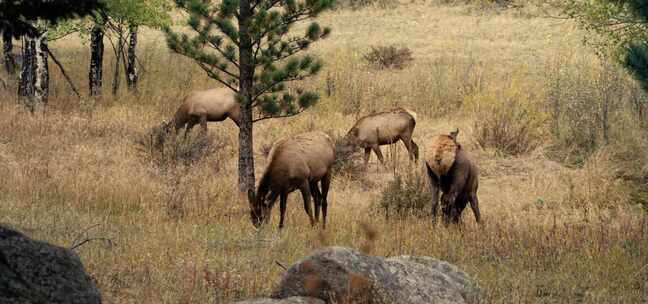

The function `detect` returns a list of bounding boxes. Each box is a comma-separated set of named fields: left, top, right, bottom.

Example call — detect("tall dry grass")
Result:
left=1, top=3, right=647, bottom=303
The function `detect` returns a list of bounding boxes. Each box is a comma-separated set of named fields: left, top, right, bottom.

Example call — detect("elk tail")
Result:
left=402, top=108, right=417, bottom=122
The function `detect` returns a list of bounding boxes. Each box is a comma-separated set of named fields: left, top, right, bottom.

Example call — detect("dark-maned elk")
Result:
left=248, top=131, right=336, bottom=229
left=162, top=88, right=241, bottom=136
left=345, top=108, right=419, bottom=169
left=424, top=129, right=481, bottom=225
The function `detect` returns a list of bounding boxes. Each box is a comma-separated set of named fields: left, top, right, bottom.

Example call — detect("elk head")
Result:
left=247, top=189, right=272, bottom=228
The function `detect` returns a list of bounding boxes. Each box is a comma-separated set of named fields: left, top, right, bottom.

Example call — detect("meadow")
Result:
left=1, top=2, right=648, bottom=303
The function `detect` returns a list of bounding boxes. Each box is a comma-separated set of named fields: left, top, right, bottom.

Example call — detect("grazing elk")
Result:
left=162, top=88, right=241, bottom=136
left=248, top=131, right=336, bottom=229
left=345, top=108, right=419, bottom=169
left=424, top=129, right=481, bottom=225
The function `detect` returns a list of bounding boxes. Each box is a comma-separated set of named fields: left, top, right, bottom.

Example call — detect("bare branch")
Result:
left=46, top=48, right=81, bottom=98
left=70, top=237, right=114, bottom=251
left=69, top=224, right=114, bottom=251
left=274, top=260, right=288, bottom=271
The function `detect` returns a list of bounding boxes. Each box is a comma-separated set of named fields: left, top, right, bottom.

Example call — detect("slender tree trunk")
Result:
left=550, top=89, right=560, bottom=138
left=2, top=28, right=16, bottom=75
left=111, top=25, right=124, bottom=96
left=89, top=24, right=104, bottom=96
left=18, top=34, right=36, bottom=109
left=238, top=0, right=256, bottom=193
left=602, top=98, right=609, bottom=145
left=126, top=25, right=138, bottom=91
left=34, top=31, right=49, bottom=105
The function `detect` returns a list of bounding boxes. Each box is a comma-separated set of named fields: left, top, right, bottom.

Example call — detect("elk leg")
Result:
left=426, top=165, right=440, bottom=224
left=266, top=190, right=280, bottom=210
left=411, top=139, right=419, bottom=162
left=400, top=136, right=415, bottom=162
left=199, top=114, right=208, bottom=135
left=363, top=147, right=371, bottom=170
left=184, top=121, right=197, bottom=140
left=371, top=145, right=385, bottom=165
left=321, top=172, right=332, bottom=229
left=454, top=197, right=468, bottom=225
left=468, top=193, right=481, bottom=224
left=441, top=193, right=453, bottom=226
left=309, top=181, right=322, bottom=223
left=279, top=193, right=287, bottom=229
left=299, top=182, right=315, bottom=227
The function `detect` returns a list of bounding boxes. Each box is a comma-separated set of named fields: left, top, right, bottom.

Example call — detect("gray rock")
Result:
left=273, top=247, right=480, bottom=304
left=0, top=225, right=102, bottom=304
left=233, top=296, right=325, bottom=304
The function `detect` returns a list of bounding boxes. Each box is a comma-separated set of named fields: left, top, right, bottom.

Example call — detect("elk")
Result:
left=248, top=131, right=336, bottom=229
left=424, top=129, right=481, bottom=225
left=162, top=88, right=241, bottom=136
left=345, top=108, right=419, bottom=169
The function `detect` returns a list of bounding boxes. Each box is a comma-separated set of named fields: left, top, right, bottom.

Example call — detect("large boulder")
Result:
left=233, top=296, right=325, bottom=304
left=0, top=225, right=102, bottom=304
left=272, top=247, right=480, bottom=304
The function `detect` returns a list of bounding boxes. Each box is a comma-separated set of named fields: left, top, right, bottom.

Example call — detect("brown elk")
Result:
left=424, top=129, right=481, bottom=225
left=345, top=108, right=419, bottom=168
left=248, top=131, right=336, bottom=229
left=162, top=88, right=241, bottom=136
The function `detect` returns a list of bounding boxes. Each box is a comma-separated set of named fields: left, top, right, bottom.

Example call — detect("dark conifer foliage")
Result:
left=625, top=2, right=648, bottom=92
left=0, top=0, right=102, bottom=36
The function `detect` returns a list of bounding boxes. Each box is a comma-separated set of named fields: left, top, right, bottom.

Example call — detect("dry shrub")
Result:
left=377, top=169, right=432, bottom=219
left=335, top=0, right=398, bottom=9
left=332, top=134, right=364, bottom=177
left=561, top=149, right=630, bottom=210
left=259, top=142, right=273, bottom=158
left=432, top=0, right=519, bottom=8
left=363, top=45, right=413, bottom=70
left=136, top=126, right=224, bottom=173
left=472, top=92, right=547, bottom=155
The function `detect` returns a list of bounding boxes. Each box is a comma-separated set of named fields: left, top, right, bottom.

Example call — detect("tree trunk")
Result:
left=89, top=24, right=104, bottom=96
left=2, top=28, right=16, bottom=75
left=34, top=31, right=49, bottom=105
left=126, top=25, right=138, bottom=91
left=602, top=96, right=610, bottom=145
left=551, top=91, right=560, bottom=138
left=18, top=34, right=36, bottom=109
left=238, top=0, right=256, bottom=194
left=111, top=25, right=124, bottom=96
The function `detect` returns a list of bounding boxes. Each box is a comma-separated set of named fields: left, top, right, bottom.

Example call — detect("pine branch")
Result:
left=207, top=40, right=240, bottom=68
left=253, top=74, right=308, bottom=103
left=253, top=108, right=306, bottom=122
left=197, top=62, right=239, bottom=93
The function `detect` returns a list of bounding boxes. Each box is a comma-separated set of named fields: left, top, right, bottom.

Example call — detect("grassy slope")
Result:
left=1, top=3, right=647, bottom=303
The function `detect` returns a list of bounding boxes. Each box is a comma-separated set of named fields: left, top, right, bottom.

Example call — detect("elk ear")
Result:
left=449, top=128, right=459, bottom=141
left=247, top=189, right=256, bottom=204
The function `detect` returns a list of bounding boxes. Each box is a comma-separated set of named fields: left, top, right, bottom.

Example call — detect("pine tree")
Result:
left=624, top=2, right=648, bottom=93
left=165, top=0, right=334, bottom=193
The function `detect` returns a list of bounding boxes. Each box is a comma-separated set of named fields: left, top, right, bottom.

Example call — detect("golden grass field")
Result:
left=1, top=2, right=648, bottom=303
